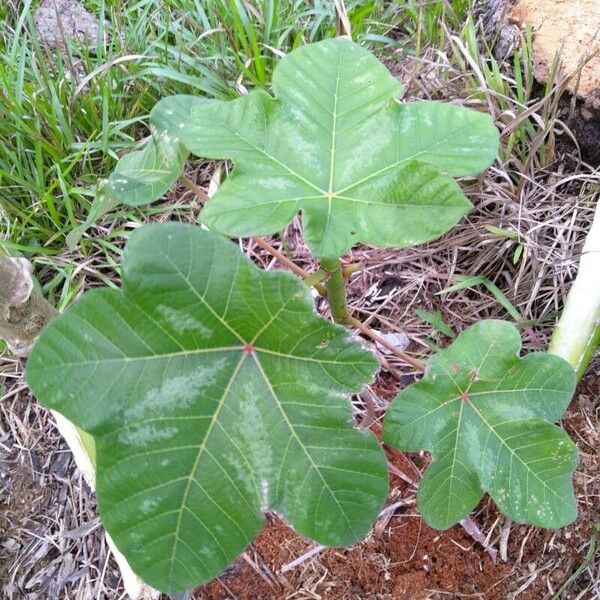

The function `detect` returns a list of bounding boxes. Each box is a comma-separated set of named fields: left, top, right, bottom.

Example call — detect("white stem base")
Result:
left=51, top=411, right=161, bottom=600
left=549, top=203, right=600, bottom=376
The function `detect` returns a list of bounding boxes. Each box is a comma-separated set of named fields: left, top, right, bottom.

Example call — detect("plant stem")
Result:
left=321, top=257, right=351, bottom=323
left=321, top=257, right=426, bottom=372
left=549, top=204, right=600, bottom=380
left=342, top=263, right=362, bottom=278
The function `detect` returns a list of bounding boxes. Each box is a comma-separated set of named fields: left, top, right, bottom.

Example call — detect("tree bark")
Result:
left=0, top=257, right=57, bottom=355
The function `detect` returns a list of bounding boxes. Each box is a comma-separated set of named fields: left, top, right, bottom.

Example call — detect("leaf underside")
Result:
left=26, top=223, right=387, bottom=593
left=66, top=127, right=189, bottom=249
left=383, top=320, right=578, bottom=530
left=110, top=38, right=499, bottom=258
left=103, top=133, right=188, bottom=206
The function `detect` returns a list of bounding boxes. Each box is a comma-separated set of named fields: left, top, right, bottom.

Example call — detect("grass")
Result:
left=0, top=0, right=404, bottom=261
left=397, top=0, right=472, bottom=53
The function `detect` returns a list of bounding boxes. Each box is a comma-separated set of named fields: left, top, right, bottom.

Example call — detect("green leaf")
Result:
left=149, top=38, right=499, bottom=258
left=438, top=274, right=522, bottom=322
left=415, top=308, right=455, bottom=338
left=66, top=190, right=120, bottom=250
left=383, top=320, right=577, bottom=530
left=484, top=225, right=520, bottom=241
left=66, top=134, right=188, bottom=249
left=103, top=133, right=188, bottom=207
left=26, top=223, right=387, bottom=593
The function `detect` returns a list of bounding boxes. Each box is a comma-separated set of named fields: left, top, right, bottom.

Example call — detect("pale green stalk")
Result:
left=321, top=257, right=351, bottom=324
left=320, top=257, right=426, bottom=371
left=549, top=203, right=600, bottom=379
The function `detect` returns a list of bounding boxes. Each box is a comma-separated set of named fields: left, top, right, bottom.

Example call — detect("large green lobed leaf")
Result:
left=383, top=320, right=578, bottom=530
left=113, top=38, right=499, bottom=258
left=26, top=223, right=387, bottom=592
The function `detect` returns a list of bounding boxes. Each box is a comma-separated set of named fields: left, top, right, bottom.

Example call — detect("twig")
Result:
left=499, top=518, right=512, bottom=562
left=180, top=175, right=208, bottom=200
left=387, top=460, right=416, bottom=486
left=459, top=517, right=498, bottom=563
left=241, top=553, right=278, bottom=590
left=347, top=316, right=426, bottom=372
left=280, top=544, right=326, bottom=573
left=250, top=237, right=327, bottom=296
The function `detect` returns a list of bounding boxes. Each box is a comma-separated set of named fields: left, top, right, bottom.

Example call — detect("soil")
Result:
left=570, top=113, right=600, bottom=167
left=193, top=375, right=600, bottom=600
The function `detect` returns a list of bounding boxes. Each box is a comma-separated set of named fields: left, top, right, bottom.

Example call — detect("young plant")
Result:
left=24, top=37, right=579, bottom=594
left=383, top=320, right=577, bottom=529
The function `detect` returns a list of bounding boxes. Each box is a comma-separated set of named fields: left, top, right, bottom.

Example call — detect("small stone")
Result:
left=374, top=331, right=410, bottom=353
left=34, top=0, right=100, bottom=51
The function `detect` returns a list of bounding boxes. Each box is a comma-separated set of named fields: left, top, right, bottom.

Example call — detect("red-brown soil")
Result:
left=195, top=374, right=600, bottom=599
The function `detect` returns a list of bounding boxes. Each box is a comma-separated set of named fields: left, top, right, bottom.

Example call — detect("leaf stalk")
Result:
left=347, top=316, right=426, bottom=372
left=321, top=257, right=425, bottom=372
left=180, top=176, right=424, bottom=371
left=251, top=237, right=328, bottom=296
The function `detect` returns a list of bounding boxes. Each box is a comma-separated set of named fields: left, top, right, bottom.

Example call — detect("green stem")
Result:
left=321, top=257, right=425, bottom=371
left=549, top=204, right=600, bottom=380
left=321, top=257, right=351, bottom=324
